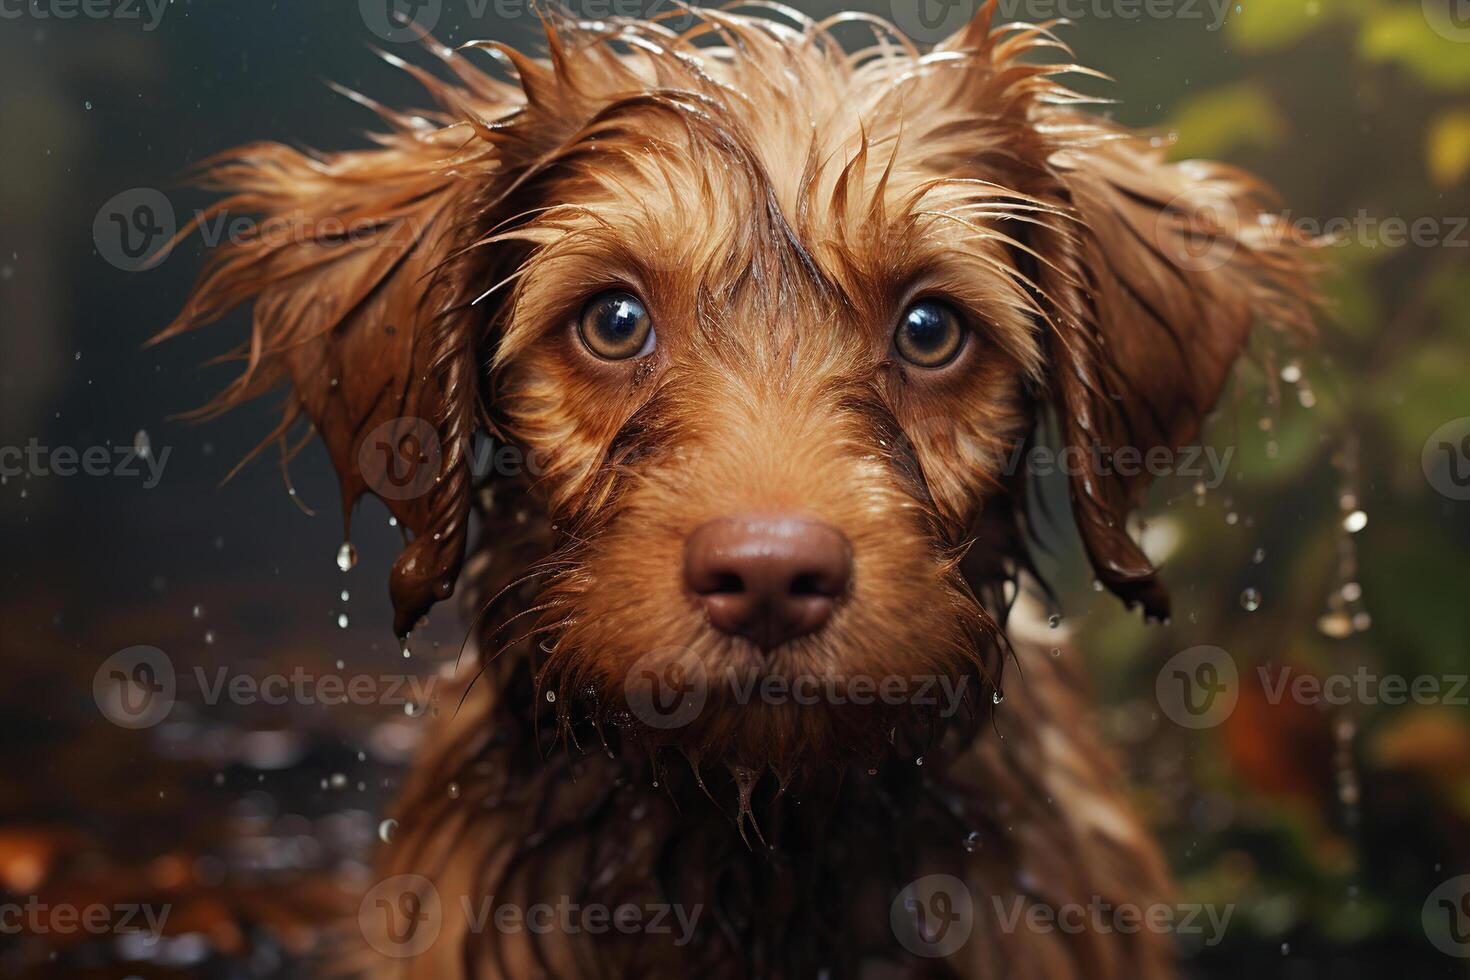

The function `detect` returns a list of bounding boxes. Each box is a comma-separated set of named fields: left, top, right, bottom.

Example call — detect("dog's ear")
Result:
left=1037, top=140, right=1316, bottom=619
left=153, top=41, right=558, bottom=636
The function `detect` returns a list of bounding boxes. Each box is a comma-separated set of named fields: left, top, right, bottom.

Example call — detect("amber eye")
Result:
left=894, top=300, right=966, bottom=368
left=578, top=291, right=655, bottom=361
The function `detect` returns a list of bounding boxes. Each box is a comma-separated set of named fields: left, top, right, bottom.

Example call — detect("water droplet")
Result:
left=84, top=100, right=92, bottom=110
left=340, top=589, right=350, bottom=602
left=336, top=541, right=358, bottom=572
left=133, top=429, right=151, bottom=459
left=446, top=782, right=461, bottom=800
left=992, top=690, right=1005, bottom=705
left=337, top=613, right=348, bottom=629
left=1343, top=510, right=1367, bottom=534
left=192, top=604, right=203, bottom=619
left=1280, top=362, right=1302, bottom=384
left=1240, top=588, right=1261, bottom=612
left=1049, top=647, right=1060, bottom=658
left=329, top=773, right=347, bottom=790
left=1047, top=614, right=1062, bottom=629
left=1341, top=582, right=1362, bottom=602
left=204, top=630, right=216, bottom=644
left=404, top=701, right=420, bottom=717
left=378, top=818, right=398, bottom=843
left=1252, top=548, right=1266, bottom=564
left=401, top=645, right=411, bottom=659
left=1280, top=943, right=1290, bottom=956
left=388, top=516, right=398, bottom=528
left=914, top=756, right=924, bottom=766
left=545, top=690, right=557, bottom=703
left=335, top=659, right=345, bottom=670
left=1225, top=512, right=1239, bottom=526
left=963, top=831, right=981, bottom=853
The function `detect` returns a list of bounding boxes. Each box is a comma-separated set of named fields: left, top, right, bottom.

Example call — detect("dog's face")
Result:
left=164, top=7, right=1314, bottom=776
left=490, top=94, right=1054, bottom=766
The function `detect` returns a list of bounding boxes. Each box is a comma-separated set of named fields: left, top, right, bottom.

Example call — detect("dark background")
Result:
left=2, top=0, right=1468, bottom=976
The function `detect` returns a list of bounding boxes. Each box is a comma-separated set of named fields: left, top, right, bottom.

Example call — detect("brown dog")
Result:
left=162, top=4, right=1314, bottom=977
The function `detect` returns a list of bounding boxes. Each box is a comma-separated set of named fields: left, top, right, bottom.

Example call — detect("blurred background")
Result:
left=1, top=0, right=1467, bottom=976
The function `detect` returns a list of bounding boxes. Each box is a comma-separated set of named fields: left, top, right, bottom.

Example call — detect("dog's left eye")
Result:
left=894, top=300, right=966, bottom=368
left=578, top=290, right=655, bottom=361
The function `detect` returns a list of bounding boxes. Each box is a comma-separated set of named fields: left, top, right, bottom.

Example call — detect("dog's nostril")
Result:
left=684, top=516, right=853, bottom=652
left=706, top=572, right=745, bottom=595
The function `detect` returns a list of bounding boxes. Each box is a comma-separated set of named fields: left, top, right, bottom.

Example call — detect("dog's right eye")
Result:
left=578, top=291, right=655, bottom=361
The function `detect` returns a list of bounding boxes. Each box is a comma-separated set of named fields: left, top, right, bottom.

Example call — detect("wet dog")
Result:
left=163, top=5, right=1313, bottom=976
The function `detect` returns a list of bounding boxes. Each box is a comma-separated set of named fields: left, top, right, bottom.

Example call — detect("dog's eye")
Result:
left=578, top=291, right=655, bottom=361
left=894, top=300, right=966, bottom=368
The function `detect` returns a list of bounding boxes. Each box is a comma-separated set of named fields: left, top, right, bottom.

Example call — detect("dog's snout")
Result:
left=684, top=516, right=852, bottom=652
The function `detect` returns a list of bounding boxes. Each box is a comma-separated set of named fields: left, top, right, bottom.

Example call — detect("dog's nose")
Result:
left=684, top=516, right=852, bottom=652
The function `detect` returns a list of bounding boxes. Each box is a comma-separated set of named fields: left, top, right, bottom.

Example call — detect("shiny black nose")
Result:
left=683, top=516, right=852, bottom=652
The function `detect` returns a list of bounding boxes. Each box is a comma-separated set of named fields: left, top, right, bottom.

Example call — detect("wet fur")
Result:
left=161, top=5, right=1315, bottom=978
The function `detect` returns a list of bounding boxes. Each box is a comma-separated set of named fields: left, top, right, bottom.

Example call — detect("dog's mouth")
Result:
left=521, top=519, right=1003, bottom=779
